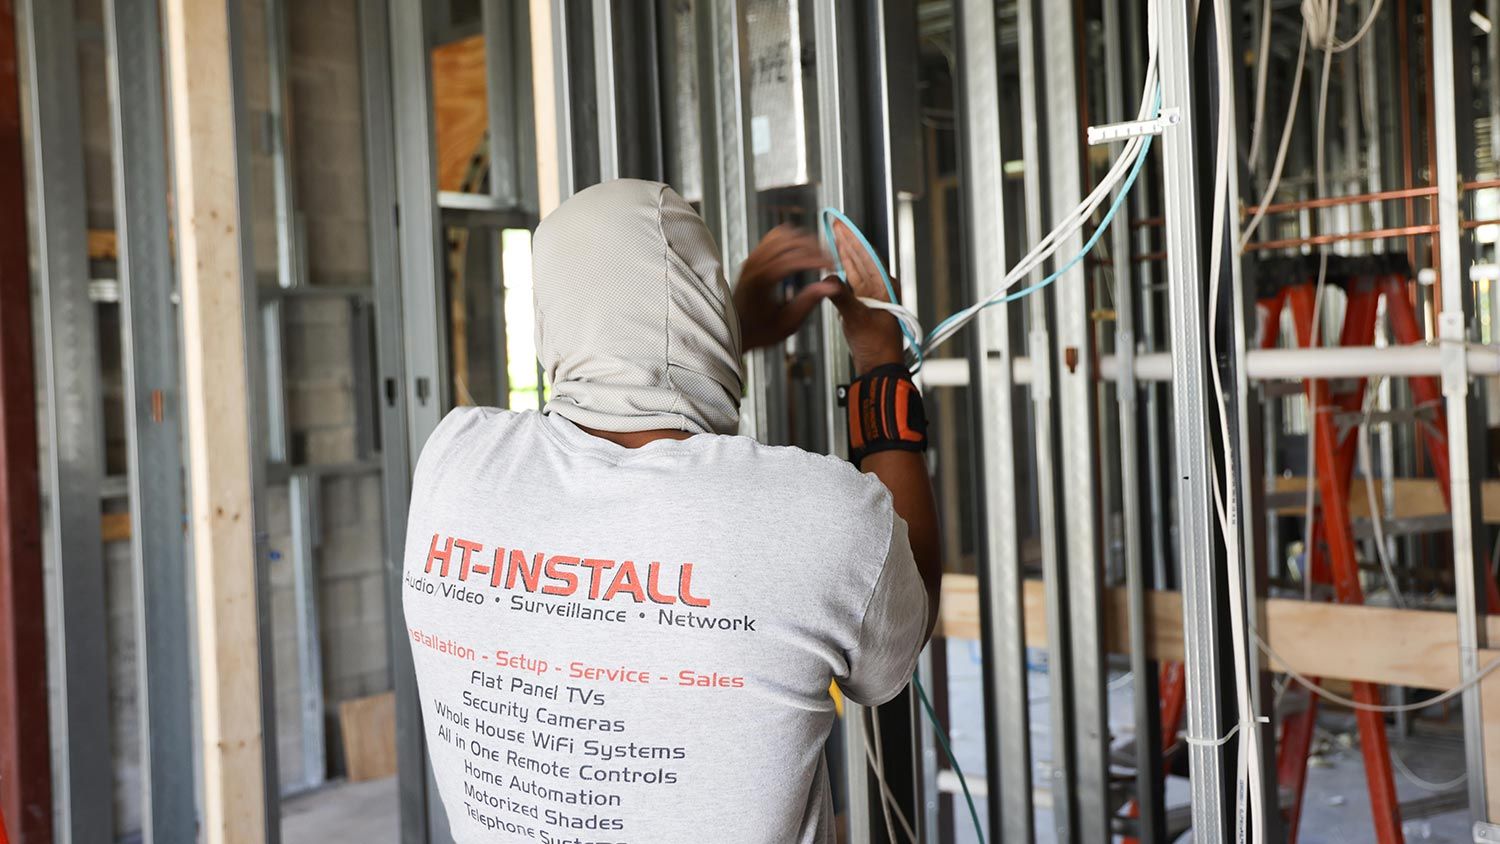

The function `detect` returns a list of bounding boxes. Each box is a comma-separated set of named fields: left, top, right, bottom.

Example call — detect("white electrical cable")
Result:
left=1240, top=27, right=1310, bottom=249
left=868, top=708, right=907, bottom=844
left=1302, top=0, right=1384, bottom=53
left=1205, top=2, right=1267, bottom=839
left=1356, top=376, right=1407, bottom=608
left=917, top=58, right=1161, bottom=354
left=862, top=719, right=919, bottom=843
left=1391, top=747, right=1468, bottom=792
left=1246, top=0, right=1275, bottom=172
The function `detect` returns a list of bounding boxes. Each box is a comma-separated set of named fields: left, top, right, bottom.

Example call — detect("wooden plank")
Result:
left=339, top=692, right=397, bottom=782
left=1482, top=649, right=1500, bottom=820
left=100, top=512, right=131, bottom=543
left=1271, top=475, right=1500, bottom=524
left=938, top=573, right=1500, bottom=691
left=431, top=35, right=488, bottom=193
left=87, top=229, right=117, bottom=261
left=162, top=1, right=266, bottom=841
left=0, top=0, right=52, bottom=838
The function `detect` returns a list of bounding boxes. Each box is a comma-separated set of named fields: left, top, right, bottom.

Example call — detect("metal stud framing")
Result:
left=693, top=0, right=767, bottom=441
left=103, top=0, right=197, bottom=835
left=1014, top=0, right=1075, bottom=836
left=1159, top=0, right=1231, bottom=839
left=810, top=0, right=873, bottom=835
left=1430, top=0, right=1490, bottom=823
left=17, top=0, right=114, bottom=839
left=955, top=0, right=1032, bottom=839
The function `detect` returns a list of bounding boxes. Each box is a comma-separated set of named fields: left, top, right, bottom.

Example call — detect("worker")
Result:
left=402, top=178, right=939, bottom=842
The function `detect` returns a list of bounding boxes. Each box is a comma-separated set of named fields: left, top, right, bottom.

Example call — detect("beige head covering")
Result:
left=532, top=179, right=744, bottom=435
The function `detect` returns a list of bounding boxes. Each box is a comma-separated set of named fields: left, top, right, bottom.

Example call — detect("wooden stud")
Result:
left=162, top=0, right=266, bottom=840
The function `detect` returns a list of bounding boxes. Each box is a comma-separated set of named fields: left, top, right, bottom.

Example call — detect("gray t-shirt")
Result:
left=402, top=407, right=928, bottom=843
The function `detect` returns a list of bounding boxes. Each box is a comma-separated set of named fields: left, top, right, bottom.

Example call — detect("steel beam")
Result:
left=0, top=1, right=51, bottom=839
left=103, top=0, right=196, bottom=835
left=955, top=0, right=1032, bottom=839
left=1158, top=0, right=1230, bottom=838
left=16, top=0, right=113, bottom=839
left=1430, top=0, right=1491, bottom=823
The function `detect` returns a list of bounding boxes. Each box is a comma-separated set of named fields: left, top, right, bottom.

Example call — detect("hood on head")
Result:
left=531, top=178, right=743, bottom=435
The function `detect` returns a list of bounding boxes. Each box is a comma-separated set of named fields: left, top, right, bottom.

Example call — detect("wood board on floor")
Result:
left=339, top=691, right=396, bottom=782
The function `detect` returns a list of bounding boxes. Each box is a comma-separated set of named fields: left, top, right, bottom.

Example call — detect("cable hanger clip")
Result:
left=1086, top=107, right=1181, bottom=146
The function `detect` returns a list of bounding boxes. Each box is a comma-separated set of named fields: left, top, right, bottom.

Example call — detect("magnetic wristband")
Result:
left=837, top=363, right=929, bottom=469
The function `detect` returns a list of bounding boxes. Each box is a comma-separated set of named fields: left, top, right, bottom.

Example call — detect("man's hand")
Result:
left=734, top=225, right=840, bottom=351
left=826, top=220, right=907, bottom=375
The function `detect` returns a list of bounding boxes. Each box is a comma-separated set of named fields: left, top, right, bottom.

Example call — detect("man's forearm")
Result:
left=861, top=449, right=941, bottom=635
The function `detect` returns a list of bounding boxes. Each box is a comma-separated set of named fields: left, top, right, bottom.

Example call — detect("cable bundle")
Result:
left=819, top=61, right=1161, bottom=370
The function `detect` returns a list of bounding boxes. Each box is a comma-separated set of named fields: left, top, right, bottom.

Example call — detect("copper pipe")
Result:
left=1133, top=251, right=1168, bottom=264
left=1131, top=216, right=1164, bottom=229
left=1242, top=224, right=1440, bottom=253
left=1465, top=178, right=1500, bottom=192
left=1243, top=186, right=1439, bottom=217
left=1462, top=218, right=1500, bottom=230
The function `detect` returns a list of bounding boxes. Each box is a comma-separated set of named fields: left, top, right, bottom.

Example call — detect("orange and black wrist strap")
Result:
left=837, top=363, right=929, bottom=469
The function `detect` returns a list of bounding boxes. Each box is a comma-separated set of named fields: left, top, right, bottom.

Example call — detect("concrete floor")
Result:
left=944, top=640, right=1471, bottom=843
left=283, top=776, right=399, bottom=843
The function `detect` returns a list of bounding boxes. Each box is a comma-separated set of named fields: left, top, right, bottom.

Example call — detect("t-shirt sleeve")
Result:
left=839, top=510, right=930, bottom=706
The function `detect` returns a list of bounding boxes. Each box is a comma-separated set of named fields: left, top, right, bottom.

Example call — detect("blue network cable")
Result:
left=923, top=128, right=1156, bottom=347
left=913, top=671, right=986, bottom=843
left=820, top=206, right=925, bottom=369
left=823, top=91, right=1160, bottom=366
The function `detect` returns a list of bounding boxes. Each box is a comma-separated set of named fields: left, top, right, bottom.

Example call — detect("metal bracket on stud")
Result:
left=1439, top=311, right=1469, bottom=398
left=1086, top=108, right=1181, bottom=146
left=1473, top=820, right=1500, bottom=842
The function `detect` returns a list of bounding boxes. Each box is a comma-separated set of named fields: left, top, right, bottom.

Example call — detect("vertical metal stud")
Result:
left=956, top=0, right=1032, bottom=839
left=1035, top=2, right=1110, bottom=837
left=1014, top=0, right=1075, bottom=836
left=103, top=0, right=197, bottom=835
left=384, top=0, right=454, bottom=838
left=289, top=475, right=326, bottom=790
left=357, top=0, right=430, bottom=839
left=1431, top=0, right=1491, bottom=823
left=810, top=0, right=869, bottom=834
left=695, top=0, right=766, bottom=441
left=16, top=0, right=114, bottom=839
left=592, top=0, right=619, bottom=183
left=1159, top=0, right=1230, bottom=838
left=1103, top=0, right=1166, bottom=836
